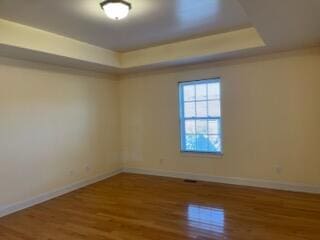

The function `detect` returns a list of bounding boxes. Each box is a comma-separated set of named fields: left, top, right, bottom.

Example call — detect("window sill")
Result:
left=180, top=151, right=223, bottom=159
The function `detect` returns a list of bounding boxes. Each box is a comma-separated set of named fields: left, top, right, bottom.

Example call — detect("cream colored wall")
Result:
left=1, top=46, right=319, bottom=210
left=120, top=47, right=320, bottom=186
left=0, top=57, right=120, bottom=207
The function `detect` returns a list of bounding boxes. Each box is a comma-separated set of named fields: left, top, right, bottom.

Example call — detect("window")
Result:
left=179, top=79, right=222, bottom=154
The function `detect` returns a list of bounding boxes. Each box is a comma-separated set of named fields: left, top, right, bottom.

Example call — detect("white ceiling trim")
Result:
left=121, top=28, right=265, bottom=68
left=0, top=18, right=265, bottom=72
left=0, top=19, right=120, bottom=67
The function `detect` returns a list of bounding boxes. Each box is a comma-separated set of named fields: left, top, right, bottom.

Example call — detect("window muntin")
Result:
left=179, top=79, right=222, bottom=154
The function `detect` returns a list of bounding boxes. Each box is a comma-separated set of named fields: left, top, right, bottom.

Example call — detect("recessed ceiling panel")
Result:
left=238, top=0, right=320, bottom=49
left=0, top=0, right=250, bottom=51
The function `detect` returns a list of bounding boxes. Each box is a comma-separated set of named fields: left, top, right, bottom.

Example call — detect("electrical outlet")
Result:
left=274, top=165, right=282, bottom=175
left=69, top=170, right=74, bottom=176
left=85, top=165, right=91, bottom=172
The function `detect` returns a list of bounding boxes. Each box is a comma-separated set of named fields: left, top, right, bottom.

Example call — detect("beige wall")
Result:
left=1, top=47, right=320, bottom=210
left=0, top=57, right=120, bottom=207
left=120, top=47, right=320, bottom=186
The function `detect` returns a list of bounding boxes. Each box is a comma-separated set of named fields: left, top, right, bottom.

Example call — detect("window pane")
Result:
left=196, top=84, right=207, bottom=101
left=196, top=120, right=207, bottom=134
left=185, top=120, right=196, bottom=134
left=184, top=102, right=195, bottom=118
left=196, top=134, right=209, bottom=152
left=208, top=120, right=220, bottom=134
left=196, top=101, right=207, bottom=117
left=185, top=134, right=196, bottom=151
left=208, top=100, right=221, bottom=117
left=208, top=135, right=222, bottom=152
left=208, top=82, right=220, bottom=99
left=183, top=85, right=195, bottom=101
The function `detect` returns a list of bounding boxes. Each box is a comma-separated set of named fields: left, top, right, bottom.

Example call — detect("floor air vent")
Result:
left=184, top=179, right=198, bottom=183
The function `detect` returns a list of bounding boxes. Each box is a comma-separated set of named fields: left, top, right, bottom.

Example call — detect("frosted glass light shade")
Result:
left=101, top=0, right=131, bottom=20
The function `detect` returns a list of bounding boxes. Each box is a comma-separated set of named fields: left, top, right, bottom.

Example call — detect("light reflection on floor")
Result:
left=187, top=204, right=225, bottom=234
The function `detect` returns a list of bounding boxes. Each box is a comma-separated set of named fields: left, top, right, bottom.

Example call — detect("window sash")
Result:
left=180, top=118, right=222, bottom=153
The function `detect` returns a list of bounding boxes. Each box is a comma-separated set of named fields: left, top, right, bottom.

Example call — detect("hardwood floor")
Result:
left=0, top=173, right=320, bottom=240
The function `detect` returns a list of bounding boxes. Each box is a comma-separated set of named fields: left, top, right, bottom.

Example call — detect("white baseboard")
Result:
left=123, top=167, right=320, bottom=194
left=0, top=169, right=122, bottom=218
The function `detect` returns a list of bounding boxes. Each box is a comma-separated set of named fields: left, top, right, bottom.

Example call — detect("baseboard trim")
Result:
left=123, top=167, right=320, bottom=194
left=0, top=169, right=122, bottom=218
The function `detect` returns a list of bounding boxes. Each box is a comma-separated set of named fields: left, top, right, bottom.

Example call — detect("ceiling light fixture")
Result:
left=100, top=0, right=132, bottom=20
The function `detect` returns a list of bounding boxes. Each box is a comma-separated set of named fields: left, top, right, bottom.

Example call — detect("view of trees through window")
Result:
left=179, top=79, right=222, bottom=154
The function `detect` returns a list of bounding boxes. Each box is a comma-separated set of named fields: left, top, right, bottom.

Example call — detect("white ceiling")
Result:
left=0, top=0, right=250, bottom=52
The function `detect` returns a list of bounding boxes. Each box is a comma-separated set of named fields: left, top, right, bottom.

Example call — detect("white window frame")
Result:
left=179, top=78, right=223, bottom=155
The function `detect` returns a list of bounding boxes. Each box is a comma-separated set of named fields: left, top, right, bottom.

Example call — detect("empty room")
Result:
left=0, top=0, right=320, bottom=239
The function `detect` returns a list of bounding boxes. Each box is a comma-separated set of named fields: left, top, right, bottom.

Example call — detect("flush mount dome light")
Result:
left=100, top=0, right=132, bottom=20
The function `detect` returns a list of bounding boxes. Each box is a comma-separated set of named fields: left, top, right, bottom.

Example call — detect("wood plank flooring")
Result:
left=0, top=173, right=320, bottom=240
